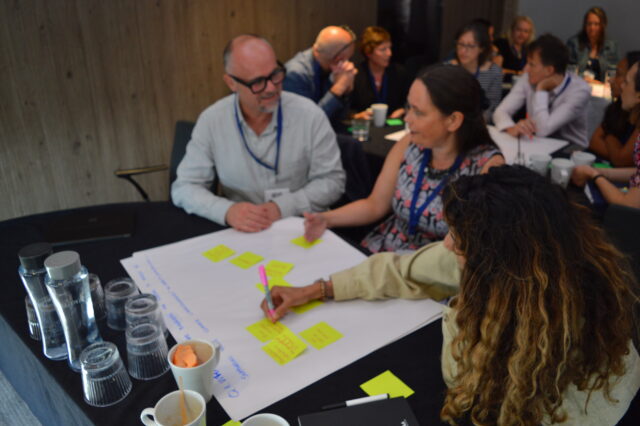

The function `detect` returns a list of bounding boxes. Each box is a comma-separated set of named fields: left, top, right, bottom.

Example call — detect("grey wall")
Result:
left=518, top=0, right=638, bottom=59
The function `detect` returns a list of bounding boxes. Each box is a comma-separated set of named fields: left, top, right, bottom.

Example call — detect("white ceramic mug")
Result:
left=550, top=158, right=575, bottom=188
left=528, top=153, right=552, bottom=176
left=371, top=103, right=388, bottom=127
left=241, top=413, right=289, bottom=426
left=140, top=390, right=206, bottom=426
left=168, top=339, right=220, bottom=402
left=570, top=151, right=596, bottom=166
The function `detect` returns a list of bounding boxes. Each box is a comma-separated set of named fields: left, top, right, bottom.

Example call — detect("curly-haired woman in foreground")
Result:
left=263, top=165, right=640, bottom=425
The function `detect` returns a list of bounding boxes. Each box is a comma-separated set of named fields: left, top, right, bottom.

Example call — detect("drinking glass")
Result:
left=89, top=274, right=106, bottom=324
left=105, top=278, right=139, bottom=330
left=125, top=294, right=168, bottom=338
left=351, top=118, right=370, bottom=142
left=126, top=323, right=170, bottom=380
left=80, top=341, right=132, bottom=407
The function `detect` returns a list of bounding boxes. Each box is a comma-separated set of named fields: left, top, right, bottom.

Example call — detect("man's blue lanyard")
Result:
left=549, top=75, right=571, bottom=109
left=234, top=96, right=283, bottom=175
left=367, top=66, right=388, bottom=103
left=408, top=149, right=463, bottom=235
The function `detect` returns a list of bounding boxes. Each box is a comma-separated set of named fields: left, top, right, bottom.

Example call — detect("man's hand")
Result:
left=571, top=165, right=599, bottom=187
left=225, top=202, right=273, bottom=232
left=505, top=118, right=536, bottom=139
left=259, top=201, right=282, bottom=222
left=303, top=212, right=328, bottom=242
left=330, top=60, right=357, bottom=96
left=536, top=73, right=564, bottom=92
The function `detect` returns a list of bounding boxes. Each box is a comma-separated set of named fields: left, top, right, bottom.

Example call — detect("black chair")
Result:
left=115, top=121, right=195, bottom=201
left=334, top=134, right=376, bottom=205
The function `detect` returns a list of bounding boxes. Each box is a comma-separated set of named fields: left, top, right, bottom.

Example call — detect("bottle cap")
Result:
left=45, top=251, right=82, bottom=280
left=18, top=242, right=53, bottom=270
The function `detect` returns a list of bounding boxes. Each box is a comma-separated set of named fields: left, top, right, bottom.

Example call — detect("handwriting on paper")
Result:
left=265, top=260, right=294, bottom=277
left=262, top=328, right=307, bottom=365
left=299, top=322, right=343, bottom=350
left=202, top=244, right=236, bottom=262
left=229, top=252, right=263, bottom=269
left=246, top=318, right=289, bottom=343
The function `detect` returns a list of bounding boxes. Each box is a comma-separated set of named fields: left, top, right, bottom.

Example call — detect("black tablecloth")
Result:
left=2, top=202, right=638, bottom=425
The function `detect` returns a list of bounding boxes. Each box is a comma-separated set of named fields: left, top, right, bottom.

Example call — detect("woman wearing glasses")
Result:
left=351, top=26, right=409, bottom=120
left=303, top=65, right=504, bottom=253
left=264, top=165, right=640, bottom=425
left=447, top=20, right=503, bottom=120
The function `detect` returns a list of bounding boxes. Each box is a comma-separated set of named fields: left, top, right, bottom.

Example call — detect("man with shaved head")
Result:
left=284, top=26, right=358, bottom=121
left=172, top=35, right=345, bottom=232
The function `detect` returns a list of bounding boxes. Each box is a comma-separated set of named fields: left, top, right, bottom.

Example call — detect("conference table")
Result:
left=3, top=202, right=639, bottom=425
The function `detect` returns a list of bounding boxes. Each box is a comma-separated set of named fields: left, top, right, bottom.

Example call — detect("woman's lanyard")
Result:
left=549, top=75, right=571, bottom=109
left=408, top=149, right=463, bottom=235
left=234, top=96, right=283, bottom=175
left=474, top=64, right=480, bottom=78
left=367, top=66, right=388, bottom=103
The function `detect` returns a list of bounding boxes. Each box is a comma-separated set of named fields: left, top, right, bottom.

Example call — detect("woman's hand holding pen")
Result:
left=260, top=280, right=330, bottom=322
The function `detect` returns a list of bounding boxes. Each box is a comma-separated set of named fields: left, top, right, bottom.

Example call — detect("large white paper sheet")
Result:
left=121, top=217, right=443, bottom=420
left=488, top=125, right=568, bottom=164
left=384, top=129, right=408, bottom=141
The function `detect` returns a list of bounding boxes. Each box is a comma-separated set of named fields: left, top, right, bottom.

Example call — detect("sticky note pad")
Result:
left=291, top=236, right=322, bottom=249
left=291, top=299, right=323, bottom=314
left=265, top=260, right=294, bottom=277
left=262, top=328, right=307, bottom=365
left=221, top=421, right=241, bottom=426
left=360, top=370, right=414, bottom=398
left=255, top=277, right=292, bottom=293
left=202, top=244, right=235, bottom=262
left=229, top=252, right=263, bottom=269
left=386, top=118, right=404, bottom=126
left=246, top=318, right=289, bottom=342
left=299, top=322, right=343, bottom=349
left=594, top=162, right=612, bottom=169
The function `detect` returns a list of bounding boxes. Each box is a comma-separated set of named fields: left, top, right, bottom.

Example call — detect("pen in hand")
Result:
left=259, top=265, right=276, bottom=320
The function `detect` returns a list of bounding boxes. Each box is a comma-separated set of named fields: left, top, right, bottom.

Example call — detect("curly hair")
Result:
left=440, top=165, right=638, bottom=425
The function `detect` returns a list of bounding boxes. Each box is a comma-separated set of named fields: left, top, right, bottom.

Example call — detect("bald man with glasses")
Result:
left=284, top=26, right=358, bottom=122
left=171, top=35, right=345, bottom=232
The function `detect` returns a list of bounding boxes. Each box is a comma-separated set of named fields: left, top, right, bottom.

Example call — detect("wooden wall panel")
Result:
left=0, top=0, right=376, bottom=221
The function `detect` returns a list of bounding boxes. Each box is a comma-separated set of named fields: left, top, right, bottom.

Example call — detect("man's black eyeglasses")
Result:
left=331, top=25, right=357, bottom=62
left=228, top=61, right=287, bottom=94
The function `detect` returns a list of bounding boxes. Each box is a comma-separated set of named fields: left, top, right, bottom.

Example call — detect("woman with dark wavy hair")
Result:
left=262, top=165, right=640, bottom=425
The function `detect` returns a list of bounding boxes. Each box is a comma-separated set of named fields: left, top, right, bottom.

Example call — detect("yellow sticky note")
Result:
left=262, top=328, right=307, bottom=365
left=299, top=322, right=343, bottom=349
left=291, top=299, right=323, bottom=314
left=265, top=260, right=294, bottom=277
left=229, top=252, right=263, bottom=269
left=255, top=277, right=292, bottom=293
left=221, top=421, right=241, bottom=426
left=291, top=236, right=322, bottom=249
left=360, top=370, right=414, bottom=398
left=202, top=244, right=235, bottom=262
left=246, top=318, right=289, bottom=343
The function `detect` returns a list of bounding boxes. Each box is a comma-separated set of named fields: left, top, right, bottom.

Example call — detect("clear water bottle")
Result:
left=45, top=251, right=101, bottom=372
left=18, top=243, right=67, bottom=360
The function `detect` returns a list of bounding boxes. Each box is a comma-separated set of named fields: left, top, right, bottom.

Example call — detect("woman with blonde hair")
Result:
left=494, top=16, right=535, bottom=76
left=263, top=165, right=640, bottom=425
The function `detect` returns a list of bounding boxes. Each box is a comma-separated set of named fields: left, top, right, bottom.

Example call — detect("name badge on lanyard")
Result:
left=264, top=188, right=290, bottom=202
left=234, top=94, right=283, bottom=175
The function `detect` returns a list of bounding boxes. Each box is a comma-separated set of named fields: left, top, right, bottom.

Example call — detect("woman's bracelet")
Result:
left=316, top=279, right=329, bottom=301
left=592, top=174, right=607, bottom=184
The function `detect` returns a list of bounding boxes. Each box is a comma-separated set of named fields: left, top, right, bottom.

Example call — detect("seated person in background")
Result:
left=263, top=165, right=640, bottom=425
left=446, top=20, right=503, bottom=120
left=493, top=34, right=591, bottom=147
left=171, top=35, right=345, bottom=232
left=283, top=26, right=357, bottom=123
left=303, top=65, right=504, bottom=253
left=493, top=16, right=535, bottom=77
left=567, top=6, right=619, bottom=82
left=588, top=51, right=640, bottom=166
left=351, top=26, right=409, bottom=120
left=572, top=61, right=640, bottom=208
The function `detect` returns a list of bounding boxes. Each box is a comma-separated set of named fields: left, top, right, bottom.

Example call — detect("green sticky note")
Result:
left=262, top=328, right=308, bottom=365
left=265, top=260, right=294, bottom=277
left=291, top=299, right=323, bottom=314
left=256, top=277, right=292, bottom=293
left=229, top=252, right=263, bottom=269
left=386, top=118, right=404, bottom=126
left=291, top=236, right=322, bottom=249
left=299, top=322, right=343, bottom=349
left=202, top=244, right=235, bottom=262
left=594, top=162, right=612, bottom=168
left=246, top=318, right=289, bottom=342
left=221, top=421, right=241, bottom=426
left=360, top=370, right=415, bottom=398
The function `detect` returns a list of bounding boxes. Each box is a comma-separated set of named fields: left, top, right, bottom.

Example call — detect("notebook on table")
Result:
left=297, top=397, right=419, bottom=426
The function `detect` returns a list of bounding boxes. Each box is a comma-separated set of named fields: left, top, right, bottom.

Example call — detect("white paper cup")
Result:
left=528, top=153, right=551, bottom=176
left=242, top=413, right=289, bottom=426
left=371, top=103, right=388, bottom=127
left=550, top=158, right=575, bottom=188
left=140, top=390, right=206, bottom=426
left=570, top=151, right=596, bottom=166
left=168, top=340, right=220, bottom=402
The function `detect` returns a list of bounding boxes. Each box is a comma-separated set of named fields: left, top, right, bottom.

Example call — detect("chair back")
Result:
left=170, top=121, right=196, bottom=187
